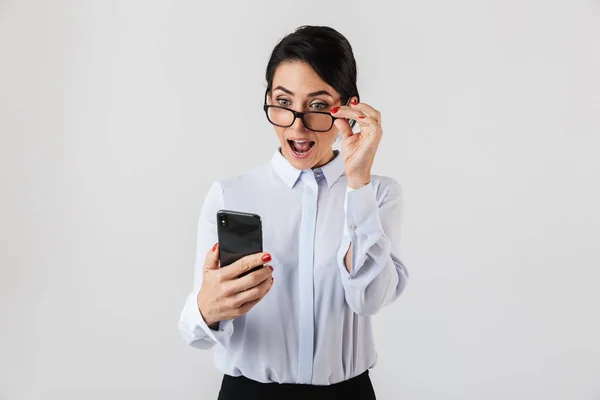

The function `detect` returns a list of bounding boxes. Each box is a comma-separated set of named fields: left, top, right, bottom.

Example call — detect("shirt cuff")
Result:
left=181, top=289, right=234, bottom=347
left=344, top=182, right=384, bottom=238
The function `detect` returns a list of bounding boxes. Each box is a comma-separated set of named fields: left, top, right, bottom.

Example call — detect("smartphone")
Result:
left=216, top=210, right=263, bottom=277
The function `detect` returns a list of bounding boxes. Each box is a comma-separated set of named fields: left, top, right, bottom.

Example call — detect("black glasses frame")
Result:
left=263, top=104, right=340, bottom=132
left=263, top=89, right=356, bottom=132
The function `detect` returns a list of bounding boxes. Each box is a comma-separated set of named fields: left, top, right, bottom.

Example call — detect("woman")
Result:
left=179, top=25, right=409, bottom=400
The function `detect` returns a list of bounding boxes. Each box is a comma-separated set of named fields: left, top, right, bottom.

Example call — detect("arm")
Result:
left=178, top=181, right=234, bottom=349
left=337, top=179, right=409, bottom=316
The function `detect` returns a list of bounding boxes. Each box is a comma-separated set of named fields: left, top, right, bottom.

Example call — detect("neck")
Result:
left=313, top=149, right=336, bottom=169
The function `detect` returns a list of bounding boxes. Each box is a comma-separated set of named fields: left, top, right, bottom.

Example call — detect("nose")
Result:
left=290, top=113, right=309, bottom=133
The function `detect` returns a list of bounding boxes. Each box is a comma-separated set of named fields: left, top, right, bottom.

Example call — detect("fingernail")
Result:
left=269, top=265, right=273, bottom=271
left=351, top=99, right=358, bottom=105
left=212, top=243, right=218, bottom=252
left=262, top=253, right=272, bottom=262
left=358, top=116, right=365, bottom=119
left=330, top=107, right=340, bottom=114
left=272, top=277, right=274, bottom=283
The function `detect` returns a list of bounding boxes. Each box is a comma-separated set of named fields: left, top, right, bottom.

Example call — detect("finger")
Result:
left=232, top=273, right=274, bottom=309
left=236, top=297, right=261, bottom=316
left=330, top=105, right=363, bottom=121
left=334, top=117, right=353, bottom=140
left=203, top=243, right=220, bottom=271
left=354, top=116, right=383, bottom=139
left=350, top=102, right=381, bottom=124
left=220, top=252, right=271, bottom=280
left=231, top=264, right=273, bottom=292
left=354, top=115, right=377, bottom=129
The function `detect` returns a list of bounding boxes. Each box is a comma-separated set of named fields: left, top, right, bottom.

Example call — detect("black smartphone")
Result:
left=216, top=210, right=263, bottom=277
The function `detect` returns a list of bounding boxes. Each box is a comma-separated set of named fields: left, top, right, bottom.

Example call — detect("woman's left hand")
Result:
left=332, top=101, right=383, bottom=189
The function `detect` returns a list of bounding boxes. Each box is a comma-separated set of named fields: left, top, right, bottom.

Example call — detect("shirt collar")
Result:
left=270, top=148, right=345, bottom=189
left=318, top=149, right=345, bottom=188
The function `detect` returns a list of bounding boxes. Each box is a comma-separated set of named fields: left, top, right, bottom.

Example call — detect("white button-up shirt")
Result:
left=178, top=148, right=409, bottom=385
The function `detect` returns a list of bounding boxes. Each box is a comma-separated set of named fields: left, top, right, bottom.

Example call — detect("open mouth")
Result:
left=287, top=139, right=316, bottom=158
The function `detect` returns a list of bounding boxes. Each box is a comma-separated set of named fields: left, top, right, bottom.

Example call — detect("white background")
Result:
left=1, top=1, right=599, bottom=399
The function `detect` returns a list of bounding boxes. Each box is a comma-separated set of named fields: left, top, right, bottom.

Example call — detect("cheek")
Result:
left=274, top=127, right=286, bottom=143
left=315, top=129, right=339, bottom=147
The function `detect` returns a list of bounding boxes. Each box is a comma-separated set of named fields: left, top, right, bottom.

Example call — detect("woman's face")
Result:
left=267, top=61, right=349, bottom=170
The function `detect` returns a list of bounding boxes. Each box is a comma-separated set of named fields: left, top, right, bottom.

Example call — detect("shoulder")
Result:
left=214, top=162, right=271, bottom=193
left=200, top=162, right=271, bottom=216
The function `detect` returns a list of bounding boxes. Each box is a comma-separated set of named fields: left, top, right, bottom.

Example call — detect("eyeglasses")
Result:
left=263, top=105, right=341, bottom=132
left=263, top=91, right=354, bottom=133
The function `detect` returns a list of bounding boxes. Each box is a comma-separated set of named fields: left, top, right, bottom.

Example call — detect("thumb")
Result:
left=335, top=118, right=353, bottom=141
left=203, top=243, right=220, bottom=271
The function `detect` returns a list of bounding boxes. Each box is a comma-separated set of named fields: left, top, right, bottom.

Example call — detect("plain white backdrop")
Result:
left=1, top=1, right=599, bottom=399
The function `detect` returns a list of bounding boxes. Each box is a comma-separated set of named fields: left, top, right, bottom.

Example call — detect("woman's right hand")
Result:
left=197, top=243, right=274, bottom=329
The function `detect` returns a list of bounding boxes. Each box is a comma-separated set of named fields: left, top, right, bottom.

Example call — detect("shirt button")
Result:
left=350, top=224, right=357, bottom=230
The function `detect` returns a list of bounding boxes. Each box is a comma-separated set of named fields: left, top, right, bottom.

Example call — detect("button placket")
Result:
left=297, top=170, right=318, bottom=384
left=313, top=168, right=323, bottom=182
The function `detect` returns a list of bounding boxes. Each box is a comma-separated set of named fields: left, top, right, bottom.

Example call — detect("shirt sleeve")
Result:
left=178, top=181, right=235, bottom=349
left=337, top=179, right=409, bottom=316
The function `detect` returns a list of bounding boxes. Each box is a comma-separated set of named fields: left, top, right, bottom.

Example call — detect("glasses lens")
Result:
left=267, top=107, right=294, bottom=127
left=304, top=112, right=334, bottom=132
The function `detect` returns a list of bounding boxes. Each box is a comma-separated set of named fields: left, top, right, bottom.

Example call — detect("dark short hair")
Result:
left=265, top=25, right=360, bottom=112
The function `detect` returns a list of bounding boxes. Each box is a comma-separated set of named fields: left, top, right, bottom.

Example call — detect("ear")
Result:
left=347, top=95, right=359, bottom=105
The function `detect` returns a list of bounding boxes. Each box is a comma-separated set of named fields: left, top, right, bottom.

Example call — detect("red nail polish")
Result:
left=269, top=265, right=273, bottom=271
left=358, top=115, right=365, bottom=119
left=272, top=277, right=274, bottom=283
left=351, top=99, right=358, bottom=105
left=212, top=243, right=218, bottom=252
left=262, top=253, right=272, bottom=262
left=330, top=107, right=340, bottom=113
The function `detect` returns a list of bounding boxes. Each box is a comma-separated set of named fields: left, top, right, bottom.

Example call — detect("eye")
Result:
left=277, top=98, right=291, bottom=107
left=310, top=102, right=328, bottom=110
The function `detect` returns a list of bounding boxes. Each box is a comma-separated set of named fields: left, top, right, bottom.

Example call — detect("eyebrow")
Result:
left=273, top=86, right=333, bottom=98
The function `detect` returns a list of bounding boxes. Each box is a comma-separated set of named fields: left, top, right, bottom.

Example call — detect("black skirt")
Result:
left=217, top=369, right=376, bottom=400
